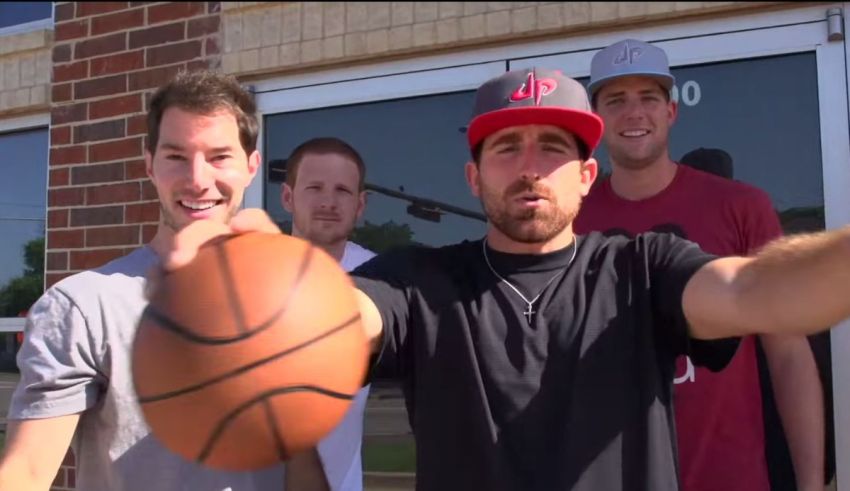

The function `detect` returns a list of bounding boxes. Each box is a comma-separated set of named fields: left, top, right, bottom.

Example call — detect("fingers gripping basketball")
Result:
left=132, top=232, right=369, bottom=470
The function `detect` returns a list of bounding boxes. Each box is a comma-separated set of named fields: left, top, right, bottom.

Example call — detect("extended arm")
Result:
left=683, top=226, right=850, bottom=340
left=0, top=415, right=80, bottom=491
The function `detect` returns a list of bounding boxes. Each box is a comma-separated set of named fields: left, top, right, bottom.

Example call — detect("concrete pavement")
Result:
left=362, top=381, right=416, bottom=491
left=363, top=380, right=411, bottom=437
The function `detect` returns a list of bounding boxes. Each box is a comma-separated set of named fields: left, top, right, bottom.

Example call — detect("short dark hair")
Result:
left=147, top=70, right=259, bottom=155
left=471, top=136, right=590, bottom=165
left=590, top=80, right=671, bottom=110
left=285, top=137, right=366, bottom=191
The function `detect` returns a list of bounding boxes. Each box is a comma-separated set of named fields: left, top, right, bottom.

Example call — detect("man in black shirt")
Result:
left=158, top=68, right=850, bottom=491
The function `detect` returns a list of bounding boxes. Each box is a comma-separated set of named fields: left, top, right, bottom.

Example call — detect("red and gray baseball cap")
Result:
left=588, top=38, right=675, bottom=96
left=465, top=67, right=604, bottom=154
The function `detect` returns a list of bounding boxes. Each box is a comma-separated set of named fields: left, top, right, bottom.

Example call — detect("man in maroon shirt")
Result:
left=574, top=39, right=825, bottom=491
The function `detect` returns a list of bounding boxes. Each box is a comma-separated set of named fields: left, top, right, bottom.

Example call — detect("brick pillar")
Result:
left=48, top=2, right=222, bottom=489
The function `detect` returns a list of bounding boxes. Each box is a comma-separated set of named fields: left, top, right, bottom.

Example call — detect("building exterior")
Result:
left=0, top=2, right=848, bottom=490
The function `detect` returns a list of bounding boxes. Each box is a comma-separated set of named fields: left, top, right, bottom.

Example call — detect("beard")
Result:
left=293, top=212, right=352, bottom=248
left=479, top=177, right=577, bottom=244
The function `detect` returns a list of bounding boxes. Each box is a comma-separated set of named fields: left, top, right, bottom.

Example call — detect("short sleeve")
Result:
left=350, top=248, right=419, bottom=379
left=8, top=287, right=105, bottom=420
left=642, top=232, right=740, bottom=372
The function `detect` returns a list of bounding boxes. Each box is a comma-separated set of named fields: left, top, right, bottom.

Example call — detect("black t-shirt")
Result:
left=352, top=231, right=739, bottom=491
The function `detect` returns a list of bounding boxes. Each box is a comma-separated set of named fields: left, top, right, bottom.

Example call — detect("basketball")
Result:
left=131, top=231, right=369, bottom=471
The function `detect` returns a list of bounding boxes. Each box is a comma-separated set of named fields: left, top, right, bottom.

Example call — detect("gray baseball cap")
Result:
left=587, top=39, right=675, bottom=96
left=466, top=67, right=604, bottom=153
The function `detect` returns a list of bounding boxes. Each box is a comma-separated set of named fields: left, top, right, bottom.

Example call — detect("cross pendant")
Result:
left=523, top=303, right=535, bottom=324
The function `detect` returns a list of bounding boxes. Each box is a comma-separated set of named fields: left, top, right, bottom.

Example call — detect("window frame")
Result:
left=245, top=61, right=506, bottom=209
left=0, top=112, right=49, bottom=332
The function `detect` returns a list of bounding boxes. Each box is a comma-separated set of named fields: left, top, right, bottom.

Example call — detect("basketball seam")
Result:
left=278, top=243, right=315, bottom=332
left=137, top=313, right=362, bottom=403
left=143, top=239, right=316, bottom=344
left=215, top=242, right=249, bottom=335
left=140, top=304, right=286, bottom=345
left=196, top=385, right=355, bottom=464
left=262, top=399, right=288, bottom=461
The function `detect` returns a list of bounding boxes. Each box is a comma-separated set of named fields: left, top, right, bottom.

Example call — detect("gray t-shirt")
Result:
left=8, top=246, right=284, bottom=491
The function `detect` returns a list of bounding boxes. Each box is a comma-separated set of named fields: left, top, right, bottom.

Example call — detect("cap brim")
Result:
left=587, top=72, right=675, bottom=96
left=467, top=107, right=604, bottom=154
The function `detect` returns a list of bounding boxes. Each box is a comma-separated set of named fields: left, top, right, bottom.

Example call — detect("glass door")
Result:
left=250, top=8, right=850, bottom=486
left=252, top=62, right=505, bottom=251
left=510, top=18, right=850, bottom=490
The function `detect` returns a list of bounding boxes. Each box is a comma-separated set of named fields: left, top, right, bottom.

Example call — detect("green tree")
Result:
left=350, top=220, right=416, bottom=254
left=778, top=206, right=825, bottom=235
left=0, top=237, right=45, bottom=316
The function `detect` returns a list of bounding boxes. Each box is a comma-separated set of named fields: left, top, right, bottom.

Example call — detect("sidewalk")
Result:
left=364, top=471, right=415, bottom=491
left=364, top=380, right=411, bottom=437
left=363, top=380, right=416, bottom=491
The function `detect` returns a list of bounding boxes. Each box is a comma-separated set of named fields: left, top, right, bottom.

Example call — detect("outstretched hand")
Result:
left=145, top=209, right=282, bottom=301
left=162, top=208, right=282, bottom=272
left=229, top=208, right=283, bottom=236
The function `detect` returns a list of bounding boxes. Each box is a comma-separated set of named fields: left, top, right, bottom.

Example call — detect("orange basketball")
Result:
left=131, top=231, right=369, bottom=471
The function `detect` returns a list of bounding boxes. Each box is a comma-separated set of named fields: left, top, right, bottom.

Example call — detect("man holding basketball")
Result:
left=159, top=67, right=850, bottom=491
left=279, top=137, right=376, bottom=491
left=0, top=71, right=326, bottom=491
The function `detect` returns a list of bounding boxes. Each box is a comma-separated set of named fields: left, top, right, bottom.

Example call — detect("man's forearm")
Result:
left=0, top=416, right=80, bottom=491
left=761, top=334, right=825, bottom=491
left=735, top=225, right=850, bottom=336
left=0, top=459, right=48, bottom=491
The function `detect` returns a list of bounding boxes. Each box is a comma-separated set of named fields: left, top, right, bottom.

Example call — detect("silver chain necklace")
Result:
left=482, top=237, right=579, bottom=324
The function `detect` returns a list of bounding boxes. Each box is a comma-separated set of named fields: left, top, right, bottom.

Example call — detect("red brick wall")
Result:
left=48, top=2, right=222, bottom=489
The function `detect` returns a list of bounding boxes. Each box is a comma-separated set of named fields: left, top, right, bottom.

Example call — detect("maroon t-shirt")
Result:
left=574, top=164, right=782, bottom=491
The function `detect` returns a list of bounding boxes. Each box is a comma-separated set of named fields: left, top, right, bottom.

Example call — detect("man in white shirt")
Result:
left=280, top=137, right=376, bottom=491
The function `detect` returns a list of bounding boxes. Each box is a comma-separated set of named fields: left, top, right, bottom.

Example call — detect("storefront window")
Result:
left=264, top=91, right=486, bottom=253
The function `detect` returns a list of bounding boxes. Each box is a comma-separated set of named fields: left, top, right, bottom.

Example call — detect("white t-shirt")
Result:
left=316, top=241, right=377, bottom=491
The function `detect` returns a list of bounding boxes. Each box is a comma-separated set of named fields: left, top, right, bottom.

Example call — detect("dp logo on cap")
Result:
left=509, top=72, right=557, bottom=106
left=612, top=41, right=643, bottom=66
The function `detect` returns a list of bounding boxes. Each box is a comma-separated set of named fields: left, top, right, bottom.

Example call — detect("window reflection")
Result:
left=0, top=126, right=47, bottom=370
left=579, top=52, right=824, bottom=235
left=0, top=128, right=47, bottom=313
left=264, top=91, right=487, bottom=253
